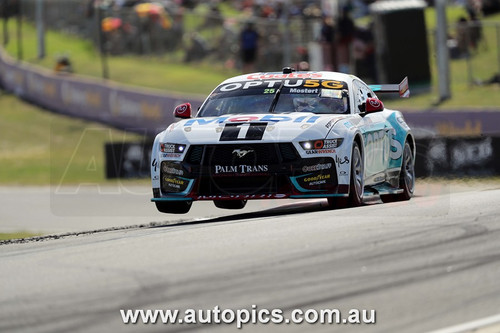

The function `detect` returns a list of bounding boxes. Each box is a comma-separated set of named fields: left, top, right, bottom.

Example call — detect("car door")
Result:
left=352, top=79, right=391, bottom=185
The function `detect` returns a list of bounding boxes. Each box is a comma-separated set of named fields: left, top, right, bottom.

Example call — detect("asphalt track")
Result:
left=1, top=182, right=500, bottom=333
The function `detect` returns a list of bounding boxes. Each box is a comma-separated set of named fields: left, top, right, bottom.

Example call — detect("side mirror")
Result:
left=174, top=103, right=192, bottom=119
left=365, top=98, right=384, bottom=113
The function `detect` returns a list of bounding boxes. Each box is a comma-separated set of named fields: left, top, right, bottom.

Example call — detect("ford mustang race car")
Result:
left=151, top=68, right=415, bottom=213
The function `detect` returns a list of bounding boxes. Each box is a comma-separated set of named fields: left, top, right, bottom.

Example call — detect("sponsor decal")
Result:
left=219, top=79, right=346, bottom=92
left=305, top=149, right=336, bottom=155
left=214, top=164, right=269, bottom=174
left=303, top=174, right=331, bottom=183
left=289, top=88, right=319, bottom=94
left=185, top=115, right=321, bottom=127
left=160, top=143, right=176, bottom=153
left=368, top=99, right=381, bottom=108
left=246, top=73, right=323, bottom=80
left=163, top=176, right=185, bottom=187
left=200, top=115, right=319, bottom=126
left=302, top=163, right=332, bottom=172
left=161, top=153, right=182, bottom=158
left=161, top=162, right=190, bottom=193
left=162, top=176, right=191, bottom=192
left=163, top=166, right=184, bottom=176
left=196, top=194, right=287, bottom=200
left=291, top=157, right=335, bottom=192
left=335, top=155, right=350, bottom=166
left=176, top=104, right=189, bottom=115
left=323, top=139, right=341, bottom=149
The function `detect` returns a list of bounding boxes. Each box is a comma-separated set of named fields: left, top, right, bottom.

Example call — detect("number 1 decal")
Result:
left=220, top=123, right=267, bottom=141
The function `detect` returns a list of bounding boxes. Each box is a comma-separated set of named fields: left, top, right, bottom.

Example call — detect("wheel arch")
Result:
left=353, top=132, right=364, bottom=158
left=406, top=132, right=416, bottom=158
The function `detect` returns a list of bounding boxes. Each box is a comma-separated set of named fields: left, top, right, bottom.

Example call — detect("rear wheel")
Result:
left=214, top=200, right=247, bottom=210
left=328, top=141, right=364, bottom=208
left=155, top=201, right=192, bottom=214
left=381, top=141, right=415, bottom=203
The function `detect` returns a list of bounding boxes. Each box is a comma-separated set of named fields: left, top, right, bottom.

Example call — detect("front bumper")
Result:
left=153, top=143, right=349, bottom=201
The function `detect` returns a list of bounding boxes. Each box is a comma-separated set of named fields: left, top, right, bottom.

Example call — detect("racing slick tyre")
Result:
left=328, top=141, right=364, bottom=209
left=155, top=201, right=192, bottom=214
left=381, top=141, right=415, bottom=203
left=213, top=200, right=247, bottom=210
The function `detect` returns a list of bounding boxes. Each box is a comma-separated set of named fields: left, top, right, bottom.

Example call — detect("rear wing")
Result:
left=369, top=77, right=410, bottom=98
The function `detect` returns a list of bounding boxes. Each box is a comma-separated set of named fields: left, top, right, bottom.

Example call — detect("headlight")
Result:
left=299, top=139, right=344, bottom=150
left=160, top=142, right=186, bottom=154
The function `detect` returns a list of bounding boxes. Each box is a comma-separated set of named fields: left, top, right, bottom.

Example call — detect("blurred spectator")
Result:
left=184, top=32, right=210, bottom=62
left=337, top=8, right=355, bottom=73
left=54, top=55, right=73, bottom=74
left=319, top=16, right=336, bottom=71
left=456, top=17, right=470, bottom=56
left=298, top=61, right=310, bottom=71
left=199, top=3, right=223, bottom=30
left=240, top=21, right=259, bottom=73
left=468, top=11, right=483, bottom=52
left=352, top=25, right=377, bottom=82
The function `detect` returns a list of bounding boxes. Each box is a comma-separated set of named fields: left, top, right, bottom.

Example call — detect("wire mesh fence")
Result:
left=17, top=0, right=324, bottom=73
left=6, top=0, right=500, bottom=89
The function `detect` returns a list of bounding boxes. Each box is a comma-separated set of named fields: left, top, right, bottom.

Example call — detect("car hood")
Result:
left=160, top=113, right=350, bottom=144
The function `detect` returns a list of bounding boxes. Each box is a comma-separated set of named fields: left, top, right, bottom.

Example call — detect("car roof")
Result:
left=220, top=71, right=357, bottom=86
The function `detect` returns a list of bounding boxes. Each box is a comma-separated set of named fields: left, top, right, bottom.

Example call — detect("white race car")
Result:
left=151, top=68, right=415, bottom=213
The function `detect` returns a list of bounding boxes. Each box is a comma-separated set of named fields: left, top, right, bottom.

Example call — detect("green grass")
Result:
left=0, top=92, right=143, bottom=185
left=0, top=231, right=41, bottom=241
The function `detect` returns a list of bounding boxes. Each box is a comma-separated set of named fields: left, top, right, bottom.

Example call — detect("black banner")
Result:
left=105, top=142, right=153, bottom=179
left=415, top=136, right=500, bottom=178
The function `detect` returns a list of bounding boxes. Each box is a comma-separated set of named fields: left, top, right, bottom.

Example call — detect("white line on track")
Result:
left=428, top=314, right=500, bottom=333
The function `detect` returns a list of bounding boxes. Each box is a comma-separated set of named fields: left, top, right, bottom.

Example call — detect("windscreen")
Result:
left=198, top=79, right=350, bottom=117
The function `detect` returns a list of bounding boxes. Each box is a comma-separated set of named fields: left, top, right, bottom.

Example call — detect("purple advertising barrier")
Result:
left=0, top=49, right=204, bottom=136
left=403, top=111, right=500, bottom=138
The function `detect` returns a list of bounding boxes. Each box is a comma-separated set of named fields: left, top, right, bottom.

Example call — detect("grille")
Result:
left=186, top=145, right=204, bottom=164
left=204, top=143, right=280, bottom=166
left=278, top=143, right=299, bottom=162
left=191, top=143, right=295, bottom=196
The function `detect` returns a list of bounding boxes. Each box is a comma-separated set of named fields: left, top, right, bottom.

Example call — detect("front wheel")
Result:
left=328, top=141, right=364, bottom=208
left=348, top=141, right=364, bottom=207
left=381, top=141, right=415, bottom=203
left=155, top=201, right=192, bottom=214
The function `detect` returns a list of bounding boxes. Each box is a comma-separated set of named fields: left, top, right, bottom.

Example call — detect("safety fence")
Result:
left=0, top=47, right=204, bottom=136
left=429, top=19, right=500, bottom=85
left=11, top=0, right=321, bottom=72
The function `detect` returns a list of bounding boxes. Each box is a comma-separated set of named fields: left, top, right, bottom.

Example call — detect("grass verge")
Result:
left=0, top=92, right=145, bottom=185
left=0, top=231, right=42, bottom=241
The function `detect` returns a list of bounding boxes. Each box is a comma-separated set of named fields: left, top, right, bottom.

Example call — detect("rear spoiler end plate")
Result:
left=369, top=77, right=410, bottom=98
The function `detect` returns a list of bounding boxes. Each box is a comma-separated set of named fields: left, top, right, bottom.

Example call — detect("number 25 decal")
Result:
left=220, top=123, right=267, bottom=141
